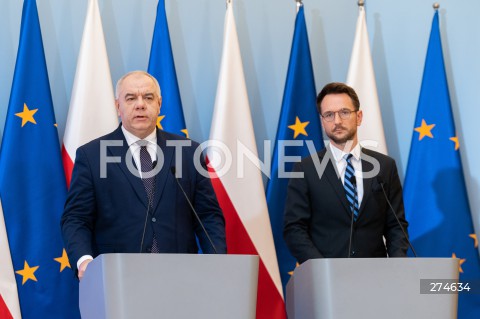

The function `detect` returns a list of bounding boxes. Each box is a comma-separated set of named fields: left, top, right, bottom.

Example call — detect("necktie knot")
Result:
left=137, top=139, right=149, bottom=147
left=344, top=153, right=353, bottom=163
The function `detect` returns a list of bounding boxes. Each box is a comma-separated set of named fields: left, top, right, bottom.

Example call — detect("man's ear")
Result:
left=356, top=109, right=363, bottom=126
left=115, top=100, right=121, bottom=117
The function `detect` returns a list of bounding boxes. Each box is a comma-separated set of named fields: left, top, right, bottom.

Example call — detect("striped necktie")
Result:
left=344, top=154, right=359, bottom=221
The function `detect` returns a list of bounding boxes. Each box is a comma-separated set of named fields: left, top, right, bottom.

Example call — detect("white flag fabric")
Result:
left=346, top=6, right=388, bottom=154
left=0, top=200, right=21, bottom=319
left=62, top=0, right=119, bottom=185
left=207, top=2, right=285, bottom=318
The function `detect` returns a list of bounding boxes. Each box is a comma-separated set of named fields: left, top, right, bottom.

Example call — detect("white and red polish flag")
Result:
left=0, top=200, right=21, bottom=319
left=62, top=0, right=118, bottom=186
left=207, top=1, right=286, bottom=318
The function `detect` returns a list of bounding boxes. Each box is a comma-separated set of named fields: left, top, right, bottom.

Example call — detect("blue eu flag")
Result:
left=404, top=11, right=480, bottom=318
left=266, top=5, right=324, bottom=293
left=0, top=1, right=80, bottom=318
left=148, top=0, right=188, bottom=137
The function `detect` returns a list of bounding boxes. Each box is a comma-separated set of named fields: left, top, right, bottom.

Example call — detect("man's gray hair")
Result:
left=115, top=70, right=161, bottom=99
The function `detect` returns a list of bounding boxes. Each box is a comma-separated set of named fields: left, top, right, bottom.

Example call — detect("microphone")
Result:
left=139, top=204, right=150, bottom=253
left=347, top=176, right=356, bottom=258
left=371, top=176, right=382, bottom=192
left=170, top=167, right=218, bottom=254
left=377, top=177, right=417, bottom=257
left=139, top=159, right=156, bottom=253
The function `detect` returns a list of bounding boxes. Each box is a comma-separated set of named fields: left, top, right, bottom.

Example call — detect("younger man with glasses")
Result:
left=283, top=82, right=409, bottom=263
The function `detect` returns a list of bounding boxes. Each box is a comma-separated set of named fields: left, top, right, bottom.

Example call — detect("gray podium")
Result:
left=79, top=254, right=259, bottom=319
left=286, top=258, right=459, bottom=319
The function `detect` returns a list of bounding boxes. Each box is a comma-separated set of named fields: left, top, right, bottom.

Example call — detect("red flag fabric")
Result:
left=208, top=2, right=286, bottom=318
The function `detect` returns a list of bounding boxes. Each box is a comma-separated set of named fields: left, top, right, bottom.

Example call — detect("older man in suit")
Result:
left=284, top=82, right=409, bottom=263
left=61, top=71, right=226, bottom=279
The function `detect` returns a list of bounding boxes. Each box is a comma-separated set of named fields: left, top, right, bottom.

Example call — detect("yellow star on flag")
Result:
left=156, top=115, right=166, bottom=129
left=452, top=253, right=466, bottom=273
left=288, top=116, right=309, bottom=139
left=15, top=103, right=38, bottom=127
left=450, top=137, right=459, bottom=151
left=54, top=249, right=71, bottom=272
left=15, top=261, right=39, bottom=285
left=181, top=129, right=189, bottom=138
left=414, top=119, right=435, bottom=141
left=469, top=234, right=478, bottom=248
left=288, top=262, right=300, bottom=276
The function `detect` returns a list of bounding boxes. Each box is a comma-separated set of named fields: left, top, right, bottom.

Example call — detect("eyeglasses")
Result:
left=320, top=109, right=357, bottom=122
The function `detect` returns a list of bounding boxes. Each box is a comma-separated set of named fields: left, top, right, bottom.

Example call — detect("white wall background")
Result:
left=1, top=0, right=479, bottom=238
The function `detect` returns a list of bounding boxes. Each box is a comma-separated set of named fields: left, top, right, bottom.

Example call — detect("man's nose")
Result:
left=135, top=97, right=146, bottom=109
left=333, top=112, right=342, bottom=123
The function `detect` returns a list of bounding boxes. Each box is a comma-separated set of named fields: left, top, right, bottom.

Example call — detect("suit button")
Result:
left=351, top=250, right=356, bottom=256
left=152, top=217, right=156, bottom=222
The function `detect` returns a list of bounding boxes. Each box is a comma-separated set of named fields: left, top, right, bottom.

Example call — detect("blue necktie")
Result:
left=139, top=143, right=159, bottom=253
left=344, top=154, right=359, bottom=221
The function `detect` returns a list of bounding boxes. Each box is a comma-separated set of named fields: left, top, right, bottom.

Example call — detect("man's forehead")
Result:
left=120, top=80, right=156, bottom=95
left=322, top=94, right=353, bottom=108
left=123, top=89, right=156, bottom=95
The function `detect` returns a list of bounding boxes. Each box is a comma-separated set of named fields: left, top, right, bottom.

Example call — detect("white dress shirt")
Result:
left=328, top=142, right=364, bottom=206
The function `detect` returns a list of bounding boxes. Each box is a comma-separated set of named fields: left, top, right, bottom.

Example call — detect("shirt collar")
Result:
left=121, top=125, right=157, bottom=147
left=329, top=142, right=362, bottom=163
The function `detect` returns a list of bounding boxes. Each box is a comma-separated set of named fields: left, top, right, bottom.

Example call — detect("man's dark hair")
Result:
left=316, top=82, right=360, bottom=114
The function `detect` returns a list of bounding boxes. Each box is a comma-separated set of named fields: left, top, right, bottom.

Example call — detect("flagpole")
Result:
left=433, top=2, right=440, bottom=10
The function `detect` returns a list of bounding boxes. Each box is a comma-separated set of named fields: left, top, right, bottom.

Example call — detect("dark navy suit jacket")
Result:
left=283, top=147, right=409, bottom=263
left=61, top=125, right=226, bottom=271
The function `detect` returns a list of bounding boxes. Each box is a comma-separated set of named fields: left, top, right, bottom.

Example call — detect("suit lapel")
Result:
left=358, top=149, right=374, bottom=217
left=152, top=129, right=174, bottom=215
left=320, top=149, right=351, bottom=217
left=107, top=126, right=149, bottom=209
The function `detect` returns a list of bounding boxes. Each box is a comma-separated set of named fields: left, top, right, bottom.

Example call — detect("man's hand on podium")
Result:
left=79, top=259, right=93, bottom=280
